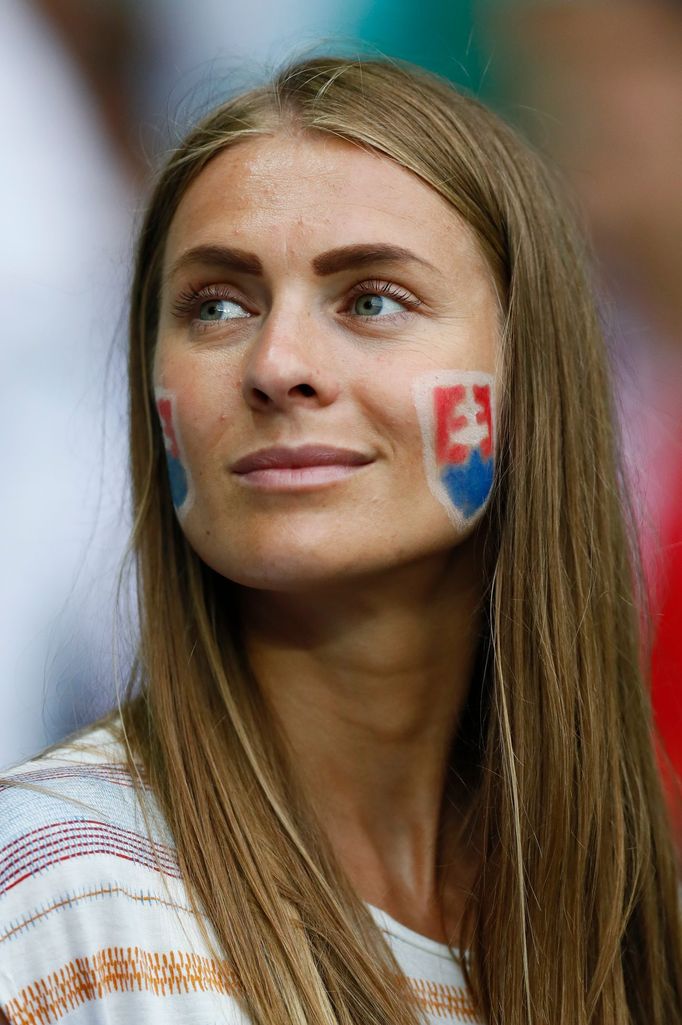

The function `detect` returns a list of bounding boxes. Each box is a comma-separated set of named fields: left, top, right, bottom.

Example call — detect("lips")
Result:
left=232, top=445, right=372, bottom=474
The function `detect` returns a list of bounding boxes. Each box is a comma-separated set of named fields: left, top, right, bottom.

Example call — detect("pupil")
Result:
left=201, top=300, right=225, bottom=320
left=360, top=295, right=381, bottom=315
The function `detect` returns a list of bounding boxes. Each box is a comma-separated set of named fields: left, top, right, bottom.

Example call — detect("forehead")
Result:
left=164, top=132, right=488, bottom=276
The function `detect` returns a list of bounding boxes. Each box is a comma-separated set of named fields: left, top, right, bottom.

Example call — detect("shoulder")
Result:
left=0, top=717, right=176, bottom=877
left=0, top=719, right=245, bottom=1022
left=0, top=715, right=180, bottom=909
left=0, top=719, right=237, bottom=1023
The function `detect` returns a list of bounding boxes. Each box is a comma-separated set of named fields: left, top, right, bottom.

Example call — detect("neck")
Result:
left=238, top=542, right=485, bottom=940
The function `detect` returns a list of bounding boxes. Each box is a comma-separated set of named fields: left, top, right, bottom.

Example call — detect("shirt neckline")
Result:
left=366, top=902, right=462, bottom=960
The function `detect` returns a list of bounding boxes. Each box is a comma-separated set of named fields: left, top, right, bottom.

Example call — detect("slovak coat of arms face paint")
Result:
left=413, top=371, right=495, bottom=529
left=154, top=387, right=194, bottom=519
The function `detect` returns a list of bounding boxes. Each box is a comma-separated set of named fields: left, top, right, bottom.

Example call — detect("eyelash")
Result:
left=171, top=279, right=421, bottom=322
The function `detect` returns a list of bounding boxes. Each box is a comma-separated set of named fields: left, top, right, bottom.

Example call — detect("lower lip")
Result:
left=234, top=463, right=369, bottom=490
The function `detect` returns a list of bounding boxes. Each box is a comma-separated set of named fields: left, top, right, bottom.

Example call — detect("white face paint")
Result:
left=154, top=387, right=195, bottom=520
left=413, top=370, right=496, bottom=529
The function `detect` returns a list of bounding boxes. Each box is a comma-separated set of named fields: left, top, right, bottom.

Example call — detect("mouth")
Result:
left=231, top=444, right=374, bottom=491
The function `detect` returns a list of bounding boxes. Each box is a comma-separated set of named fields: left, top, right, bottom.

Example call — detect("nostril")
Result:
left=245, top=380, right=322, bottom=408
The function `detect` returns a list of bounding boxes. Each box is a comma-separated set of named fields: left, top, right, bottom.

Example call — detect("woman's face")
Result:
left=154, top=132, right=501, bottom=590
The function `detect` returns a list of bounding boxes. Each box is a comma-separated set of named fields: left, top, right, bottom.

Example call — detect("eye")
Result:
left=347, top=280, right=420, bottom=319
left=171, top=285, right=251, bottom=323
left=198, top=297, right=249, bottom=321
left=352, top=293, right=406, bottom=317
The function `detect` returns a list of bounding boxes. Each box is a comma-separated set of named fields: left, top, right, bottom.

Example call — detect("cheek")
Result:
left=154, top=387, right=195, bottom=519
left=413, top=370, right=496, bottom=527
left=156, top=348, right=242, bottom=447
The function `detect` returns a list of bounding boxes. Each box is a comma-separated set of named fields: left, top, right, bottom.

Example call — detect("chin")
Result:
left=187, top=530, right=362, bottom=592
left=212, top=557, right=364, bottom=593
left=198, top=530, right=446, bottom=594
left=180, top=506, right=465, bottom=593
left=196, top=539, right=463, bottom=596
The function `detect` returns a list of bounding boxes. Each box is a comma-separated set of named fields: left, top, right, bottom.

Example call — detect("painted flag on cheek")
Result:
left=435, top=382, right=494, bottom=519
left=414, top=371, right=495, bottom=528
left=156, top=391, right=191, bottom=514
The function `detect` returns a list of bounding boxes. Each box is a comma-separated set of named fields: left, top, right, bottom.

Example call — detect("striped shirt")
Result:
left=0, top=721, right=480, bottom=1024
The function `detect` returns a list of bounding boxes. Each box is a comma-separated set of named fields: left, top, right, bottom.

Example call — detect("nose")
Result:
left=241, top=308, right=340, bottom=413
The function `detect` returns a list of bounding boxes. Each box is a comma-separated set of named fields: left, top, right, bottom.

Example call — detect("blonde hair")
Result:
left=110, top=56, right=681, bottom=1023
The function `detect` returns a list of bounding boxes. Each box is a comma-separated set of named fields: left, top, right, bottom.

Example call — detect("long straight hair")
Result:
left=109, top=57, right=681, bottom=1024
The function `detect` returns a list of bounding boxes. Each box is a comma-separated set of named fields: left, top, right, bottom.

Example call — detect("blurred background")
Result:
left=2, top=0, right=680, bottom=836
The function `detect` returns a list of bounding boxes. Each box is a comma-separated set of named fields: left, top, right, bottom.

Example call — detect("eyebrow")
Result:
left=164, top=242, right=437, bottom=285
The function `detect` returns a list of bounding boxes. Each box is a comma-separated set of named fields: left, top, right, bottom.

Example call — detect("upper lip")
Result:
left=232, top=445, right=373, bottom=474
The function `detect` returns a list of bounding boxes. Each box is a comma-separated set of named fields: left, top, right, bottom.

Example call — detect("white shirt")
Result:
left=0, top=719, right=481, bottom=1023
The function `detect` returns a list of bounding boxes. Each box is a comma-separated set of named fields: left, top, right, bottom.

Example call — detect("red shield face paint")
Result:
left=414, top=371, right=495, bottom=528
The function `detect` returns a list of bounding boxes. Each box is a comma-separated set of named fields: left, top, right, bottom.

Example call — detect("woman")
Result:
left=0, top=56, right=680, bottom=1025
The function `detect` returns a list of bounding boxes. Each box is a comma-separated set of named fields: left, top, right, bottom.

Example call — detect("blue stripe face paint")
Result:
left=413, top=371, right=495, bottom=529
left=155, top=387, right=194, bottom=520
